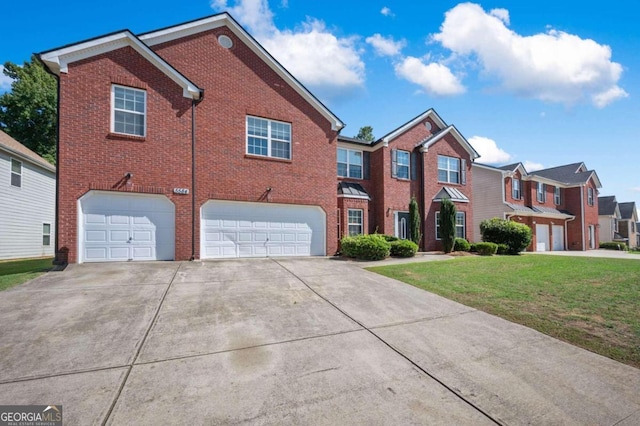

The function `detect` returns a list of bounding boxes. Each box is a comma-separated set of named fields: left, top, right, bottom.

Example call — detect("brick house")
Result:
left=337, top=109, right=479, bottom=251
left=473, top=162, right=601, bottom=251
left=39, top=13, right=345, bottom=263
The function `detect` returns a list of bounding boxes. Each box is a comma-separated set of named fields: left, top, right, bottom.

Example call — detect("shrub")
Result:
left=600, top=242, right=628, bottom=251
left=340, top=234, right=391, bottom=260
left=469, top=243, right=478, bottom=253
left=390, top=239, right=418, bottom=257
left=440, top=199, right=456, bottom=253
left=381, top=235, right=399, bottom=242
left=496, top=243, right=509, bottom=255
left=480, top=218, right=532, bottom=255
left=409, top=197, right=422, bottom=246
left=454, top=238, right=471, bottom=252
left=475, top=242, right=498, bottom=256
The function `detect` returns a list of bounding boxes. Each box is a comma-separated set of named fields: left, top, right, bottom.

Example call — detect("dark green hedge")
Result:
left=341, top=234, right=391, bottom=260
left=390, top=240, right=418, bottom=257
left=480, top=218, right=532, bottom=255
left=475, top=242, right=498, bottom=256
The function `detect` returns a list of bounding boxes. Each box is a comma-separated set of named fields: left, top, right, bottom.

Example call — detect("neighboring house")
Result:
left=40, top=13, right=344, bottom=263
left=337, top=109, right=479, bottom=251
left=598, top=196, right=625, bottom=245
left=617, top=202, right=638, bottom=248
left=0, top=130, right=56, bottom=260
left=473, top=162, right=601, bottom=251
left=637, top=223, right=640, bottom=248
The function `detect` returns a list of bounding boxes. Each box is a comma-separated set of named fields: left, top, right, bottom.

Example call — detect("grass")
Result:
left=367, top=255, right=640, bottom=368
left=0, top=257, right=54, bottom=291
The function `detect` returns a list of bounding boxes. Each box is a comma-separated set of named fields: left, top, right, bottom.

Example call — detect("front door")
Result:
left=396, top=212, right=410, bottom=240
left=588, top=225, right=596, bottom=249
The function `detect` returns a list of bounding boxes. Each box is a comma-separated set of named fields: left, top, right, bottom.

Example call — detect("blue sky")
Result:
left=2, top=0, right=639, bottom=213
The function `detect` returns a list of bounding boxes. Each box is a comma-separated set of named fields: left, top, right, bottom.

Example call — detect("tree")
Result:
left=354, top=125, right=374, bottom=142
left=440, top=199, right=456, bottom=253
left=409, top=197, right=422, bottom=247
left=0, top=55, right=57, bottom=164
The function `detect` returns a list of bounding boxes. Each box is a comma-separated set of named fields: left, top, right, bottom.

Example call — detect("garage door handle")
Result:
left=128, top=237, right=132, bottom=243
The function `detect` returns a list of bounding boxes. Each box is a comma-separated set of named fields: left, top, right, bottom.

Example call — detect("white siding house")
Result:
left=472, top=163, right=511, bottom=240
left=0, top=131, right=56, bottom=260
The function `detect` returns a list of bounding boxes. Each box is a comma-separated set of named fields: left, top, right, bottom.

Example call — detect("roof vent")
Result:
left=218, top=35, right=233, bottom=49
left=425, top=121, right=432, bottom=131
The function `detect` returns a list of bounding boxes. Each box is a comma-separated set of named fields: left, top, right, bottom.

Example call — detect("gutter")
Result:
left=190, top=92, right=204, bottom=261
left=580, top=184, right=586, bottom=250
left=564, top=215, right=576, bottom=251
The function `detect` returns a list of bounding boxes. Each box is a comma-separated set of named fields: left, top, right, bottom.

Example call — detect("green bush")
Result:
left=475, top=242, right=498, bottom=256
left=600, top=242, right=628, bottom=251
left=480, top=218, right=532, bottom=255
left=340, top=234, right=391, bottom=260
left=454, top=238, right=471, bottom=252
left=381, top=235, right=399, bottom=242
left=496, top=243, right=509, bottom=255
left=469, top=243, right=478, bottom=253
left=390, top=240, right=418, bottom=257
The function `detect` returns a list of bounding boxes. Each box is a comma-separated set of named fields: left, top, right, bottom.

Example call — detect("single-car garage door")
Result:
left=201, top=200, right=325, bottom=258
left=536, top=224, right=550, bottom=252
left=79, top=191, right=175, bottom=263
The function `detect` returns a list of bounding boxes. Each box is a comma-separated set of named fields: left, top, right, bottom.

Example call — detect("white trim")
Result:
left=418, top=126, right=480, bottom=160
left=246, top=116, right=292, bottom=160
left=394, top=211, right=409, bottom=239
left=10, top=157, right=22, bottom=188
left=140, top=14, right=344, bottom=131
left=40, top=31, right=201, bottom=99
left=381, top=109, right=447, bottom=143
left=337, top=147, right=363, bottom=179
left=336, top=141, right=378, bottom=152
left=42, top=222, right=52, bottom=247
left=347, top=208, right=363, bottom=236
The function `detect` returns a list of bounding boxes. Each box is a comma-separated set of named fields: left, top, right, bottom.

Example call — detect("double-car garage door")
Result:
left=79, top=192, right=325, bottom=262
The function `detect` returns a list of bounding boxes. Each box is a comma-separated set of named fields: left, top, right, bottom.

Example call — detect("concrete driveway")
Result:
left=0, top=258, right=638, bottom=425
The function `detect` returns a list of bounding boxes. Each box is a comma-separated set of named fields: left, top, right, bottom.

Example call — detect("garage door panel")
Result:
left=80, top=192, right=175, bottom=263
left=201, top=201, right=325, bottom=259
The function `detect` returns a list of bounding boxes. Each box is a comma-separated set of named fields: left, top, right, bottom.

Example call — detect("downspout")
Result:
left=565, top=215, right=576, bottom=251
left=190, top=91, right=204, bottom=261
left=580, top=184, right=586, bottom=250
left=419, top=146, right=427, bottom=251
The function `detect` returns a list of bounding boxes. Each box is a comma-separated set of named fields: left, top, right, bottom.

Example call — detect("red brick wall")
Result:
left=505, top=170, right=523, bottom=204
left=57, top=27, right=339, bottom=262
left=337, top=197, right=370, bottom=240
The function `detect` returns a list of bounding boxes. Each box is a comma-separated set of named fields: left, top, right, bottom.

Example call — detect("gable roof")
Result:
left=417, top=125, right=480, bottom=159
left=0, top=130, right=55, bottom=173
left=497, top=162, right=528, bottom=176
left=378, top=109, right=447, bottom=145
left=530, top=162, right=602, bottom=188
left=337, top=135, right=374, bottom=146
left=618, top=202, right=637, bottom=220
left=139, top=13, right=343, bottom=131
left=39, top=13, right=344, bottom=131
left=598, top=196, right=618, bottom=216
left=39, top=30, right=202, bottom=100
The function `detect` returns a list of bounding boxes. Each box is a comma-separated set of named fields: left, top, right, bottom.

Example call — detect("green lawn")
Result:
left=367, top=255, right=640, bottom=368
left=0, top=257, right=54, bottom=291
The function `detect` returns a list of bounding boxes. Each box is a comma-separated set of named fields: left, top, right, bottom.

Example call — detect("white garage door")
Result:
left=201, top=200, right=325, bottom=258
left=536, top=224, right=550, bottom=252
left=79, top=191, right=175, bottom=263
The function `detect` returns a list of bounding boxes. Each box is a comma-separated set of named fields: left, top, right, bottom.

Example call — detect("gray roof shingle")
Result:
left=598, top=196, right=617, bottom=216
left=0, top=130, right=55, bottom=172
left=618, top=202, right=637, bottom=220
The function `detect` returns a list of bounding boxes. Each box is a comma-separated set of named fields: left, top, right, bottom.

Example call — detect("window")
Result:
left=614, top=218, right=619, bottom=233
left=554, top=186, right=561, bottom=205
left=537, top=182, right=546, bottom=203
left=347, top=209, right=363, bottom=236
left=438, top=155, right=460, bottom=184
left=247, top=116, right=291, bottom=160
left=512, top=178, right=520, bottom=200
left=42, top=223, right=51, bottom=246
left=10, top=158, right=22, bottom=187
left=112, top=85, right=146, bottom=136
left=435, top=211, right=466, bottom=240
left=337, top=148, right=363, bottom=178
left=391, top=150, right=410, bottom=179
left=587, top=187, right=594, bottom=206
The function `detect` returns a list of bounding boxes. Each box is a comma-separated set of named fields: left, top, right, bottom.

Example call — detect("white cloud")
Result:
left=211, top=0, right=365, bottom=101
left=0, top=66, right=14, bottom=91
left=432, top=3, right=627, bottom=107
left=394, top=56, right=465, bottom=96
left=468, top=136, right=512, bottom=164
left=523, top=161, right=545, bottom=172
left=630, top=187, right=640, bottom=193
left=381, top=7, right=393, bottom=17
left=366, top=34, right=405, bottom=57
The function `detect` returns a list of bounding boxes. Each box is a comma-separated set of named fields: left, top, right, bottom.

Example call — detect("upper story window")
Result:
left=112, top=85, right=146, bottom=137
left=587, top=187, right=594, bottom=206
left=512, top=178, right=521, bottom=200
left=438, top=155, right=460, bottom=184
left=537, top=182, right=546, bottom=203
left=554, top=186, right=561, bottom=205
left=338, top=148, right=363, bottom=179
left=247, top=116, right=291, bottom=160
left=10, top=158, right=22, bottom=187
left=391, top=150, right=410, bottom=180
